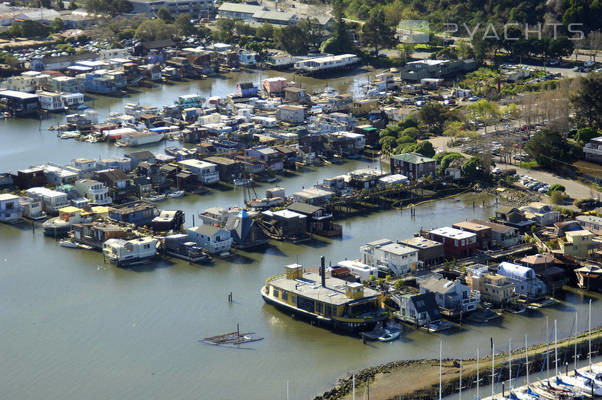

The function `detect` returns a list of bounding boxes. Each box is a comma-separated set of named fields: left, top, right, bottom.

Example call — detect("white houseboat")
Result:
left=102, top=237, right=158, bottom=266
left=294, top=54, right=360, bottom=75
left=116, top=131, right=164, bottom=147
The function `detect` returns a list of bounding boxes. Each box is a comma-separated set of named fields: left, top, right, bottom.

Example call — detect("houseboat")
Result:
left=261, top=258, right=388, bottom=333
left=575, top=265, right=602, bottom=291
left=116, top=131, right=164, bottom=147
left=102, top=237, right=158, bottom=266
left=294, top=54, right=360, bottom=76
left=42, top=206, right=89, bottom=237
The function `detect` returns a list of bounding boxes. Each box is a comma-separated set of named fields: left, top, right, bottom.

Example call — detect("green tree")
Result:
left=462, top=156, right=487, bottom=180
left=361, top=7, right=394, bottom=54
left=547, top=184, right=566, bottom=194
left=50, top=17, right=64, bottom=33
left=524, top=129, right=580, bottom=171
left=298, top=17, right=324, bottom=50
left=547, top=37, right=574, bottom=60
left=575, top=127, right=600, bottom=145
left=274, top=25, right=308, bottom=55
left=412, top=141, right=435, bottom=157
left=571, top=73, right=602, bottom=130
left=174, top=13, right=196, bottom=36
left=256, top=22, right=274, bottom=40
left=550, top=190, right=565, bottom=205
left=214, top=18, right=235, bottom=42
left=379, top=136, right=397, bottom=153
left=419, top=102, right=448, bottom=134
left=134, top=18, right=175, bottom=41
left=157, top=7, right=174, bottom=23
left=401, top=127, right=420, bottom=140
left=320, top=0, right=353, bottom=54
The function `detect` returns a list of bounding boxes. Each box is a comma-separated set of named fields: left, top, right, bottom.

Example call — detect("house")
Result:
left=14, top=167, right=47, bottom=189
left=583, top=136, right=602, bottom=163
left=360, top=239, right=418, bottom=276
left=94, top=169, right=133, bottom=203
left=428, top=227, right=477, bottom=259
left=0, top=90, right=40, bottom=117
left=127, top=150, right=156, bottom=168
left=262, top=77, right=292, bottom=95
left=224, top=209, right=269, bottom=249
left=284, top=87, right=307, bottom=104
left=519, top=253, right=567, bottom=294
left=130, top=0, right=214, bottom=18
left=497, top=262, right=547, bottom=300
left=19, top=196, right=45, bottom=220
left=559, top=230, right=597, bottom=259
left=72, top=222, right=131, bottom=249
left=396, top=292, right=441, bottom=327
left=466, top=265, right=516, bottom=306
left=419, top=274, right=480, bottom=315
left=252, top=9, right=298, bottom=25
left=40, top=164, right=79, bottom=186
left=217, top=2, right=263, bottom=20
left=277, top=105, right=305, bottom=124
left=286, top=202, right=341, bottom=237
left=399, top=59, right=476, bottom=81
left=494, top=206, right=534, bottom=231
left=236, top=82, right=258, bottom=97
left=152, top=210, right=185, bottom=233
left=238, top=51, right=257, bottom=67
left=399, top=236, right=445, bottom=268
left=244, top=146, right=284, bottom=171
left=37, top=91, right=65, bottom=111
left=260, top=209, right=308, bottom=241
left=273, top=145, right=298, bottom=169
left=519, top=202, right=560, bottom=227
left=291, top=187, right=334, bottom=205
left=187, top=225, right=233, bottom=254
left=178, top=159, right=220, bottom=185
left=389, top=152, right=437, bottom=180
left=0, top=194, right=22, bottom=223
left=335, top=260, right=378, bottom=282
left=102, top=237, right=158, bottom=266
left=576, top=215, right=602, bottom=235
left=25, top=187, right=69, bottom=214
left=470, top=219, right=520, bottom=249
left=452, top=220, right=492, bottom=249
left=74, top=179, right=112, bottom=205
left=328, top=131, right=365, bottom=153
left=109, top=201, right=158, bottom=226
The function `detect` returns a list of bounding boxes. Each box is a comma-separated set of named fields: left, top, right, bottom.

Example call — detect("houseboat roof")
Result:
left=0, top=193, right=19, bottom=201
left=390, top=152, right=435, bottom=164
left=429, top=226, right=475, bottom=240
left=268, top=270, right=381, bottom=306
left=399, top=236, right=442, bottom=249
left=453, top=220, right=491, bottom=232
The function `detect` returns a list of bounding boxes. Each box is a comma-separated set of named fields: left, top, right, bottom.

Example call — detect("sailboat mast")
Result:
left=476, top=348, right=480, bottom=400
left=575, top=312, right=578, bottom=372
left=459, top=355, right=463, bottom=400
left=589, top=299, right=592, bottom=371
left=491, top=343, right=495, bottom=398
left=525, top=334, right=529, bottom=386
left=509, top=338, right=512, bottom=390
left=352, top=373, right=356, bottom=400
left=546, top=316, right=550, bottom=380
left=554, top=319, right=558, bottom=377
left=439, top=341, right=442, bottom=400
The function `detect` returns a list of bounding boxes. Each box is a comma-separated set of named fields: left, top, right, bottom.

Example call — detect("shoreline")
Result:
left=313, top=328, right=602, bottom=400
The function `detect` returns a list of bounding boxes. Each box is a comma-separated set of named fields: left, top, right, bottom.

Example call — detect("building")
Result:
left=519, top=253, right=567, bottom=294
left=19, top=196, right=45, bottom=220
left=72, top=222, right=130, bottom=249
left=244, top=146, right=284, bottom=171
left=452, top=220, right=492, bottom=249
left=224, top=209, right=269, bottom=249
left=335, top=260, right=378, bottom=282
left=583, top=137, right=602, bottom=164
left=428, top=227, right=477, bottom=259
left=466, top=265, right=516, bottom=306
left=94, top=169, right=133, bottom=203
left=494, top=206, right=534, bottom=231
left=236, top=82, right=258, bottom=97
left=262, top=77, right=293, bottom=95
left=291, top=187, right=334, bottom=205
left=217, top=2, right=262, bottom=19
left=0, top=194, right=22, bottom=223
left=471, top=219, right=520, bottom=249
left=396, top=292, right=441, bottom=328
left=178, top=159, right=219, bottom=184
left=0, top=90, right=39, bottom=116
left=360, top=239, right=418, bottom=276
left=419, top=274, right=480, bottom=315
left=252, top=9, right=298, bottom=25
left=109, top=201, right=158, bottom=226
left=129, top=0, right=214, bottom=18
left=152, top=210, right=185, bottom=233
left=187, top=225, right=232, bottom=254
left=260, top=209, right=308, bottom=241
left=389, top=152, right=437, bottom=180
left=277, top=105, right=305, bottom=124
left=37, top=91, right=65, bottom=111
left=399, top=236, right=445, bottom=268
left=25, top=187, right=69, bottom=214
left=286, top=202, right=341, bottom=237
left=519, top=202, right=560, bottom=227
left=400, top=59, right=476, bottom=81
left=559, top=230, right=597, bottom=259
left=496, top=262, right=547, bottom=300
left=576, top=215, right=602, bottom=234
left=102, top=237, right=158, bottom=266
left=74, top=179, right=112, bottom=205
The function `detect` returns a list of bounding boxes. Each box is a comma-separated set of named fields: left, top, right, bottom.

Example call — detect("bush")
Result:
left=547, top=184, right=565, bottom=195
left=550, top=190, right=565, bottom=205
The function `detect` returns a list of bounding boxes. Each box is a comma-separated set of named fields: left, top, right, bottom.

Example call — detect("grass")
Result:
left=519, top=160, right=539, bottom=169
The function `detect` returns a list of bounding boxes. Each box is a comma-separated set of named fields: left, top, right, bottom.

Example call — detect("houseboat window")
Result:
left=316, top=302, right=323, bottom=313
left=291, top=295, right=296, bottom=305
left=272, top=288, right=279, bottom=298
left=282, top=291, right=288, bottom=301
left=324, top=304, right=331, bottom=317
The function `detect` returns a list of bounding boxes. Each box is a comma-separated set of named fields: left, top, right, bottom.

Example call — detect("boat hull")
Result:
left=261, top=290, right=386, bottom=334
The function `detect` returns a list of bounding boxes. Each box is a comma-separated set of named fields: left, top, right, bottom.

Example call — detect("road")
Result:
left=429, top=136, right=597, bottom=199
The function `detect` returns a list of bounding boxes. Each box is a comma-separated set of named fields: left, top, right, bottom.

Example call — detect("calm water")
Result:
left=0, top=72, right=600, bottom=400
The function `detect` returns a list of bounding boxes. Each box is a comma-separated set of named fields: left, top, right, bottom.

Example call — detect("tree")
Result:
left=524, top=129, right=580, bottom=171
left=571, top=73, right=602, bottom=130
left=134, top=19, right=175, bottom=41
left=401, top=127, right=420, bottom=140
left=413, top=141, right=435, bottom=157
left=157, top=7, right=174, bottom=23
left=8, top=20, right=48, bottom=38
left=462, top=156, right=488, bottom=180
left=547, top=184, right=566, bottom=194
left=320, top=0, right=353, bottom=54
left=361, top=7, right=394, bottom=54
left=547, top=37, right=574, bottom=60
left=256, top=22, right=274, bottom=40
left=575, top=127, right=600, bottom=145
left=214, top=18, right=235, bottom=42
left=50, top=17, right=64, bottom=33
left=174, top=14, right=195, bottom=36
left=57, top=0, right=65, bottom=10
left=298, top=18, right=324, bottom=50
left=85, top=0, right=132, bottom=15
left=274, top=25, right=308, bottom=55
left=419, top=102, right=447, bottom=134
left=379, top=136, right=397, bottom=153
left=550, top=190, right=565, bottom=205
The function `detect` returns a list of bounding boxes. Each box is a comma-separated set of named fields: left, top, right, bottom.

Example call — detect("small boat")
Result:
left=142, top=193, right=167, bottom=202
left=59, top=239, right=79, bottom=248
left=168, top=190, right=185, bottom=199
left=233, top=178, right=252, bottom=186
left=377, top=329, right=400, bottom=342
left=507, top=303, right=526, bottom=314
left=60, top=131, right=80, bottom=139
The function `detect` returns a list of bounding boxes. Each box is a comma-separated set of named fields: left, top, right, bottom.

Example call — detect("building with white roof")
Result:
left=26, top=187, right=69, bottom=213
left=360, top=238, right=418, bottom=276
left=428, top=227, right=477, bottom=259
left=497, top=261, right=546, bottom=300
left=178, top=159, right=219, bottom=184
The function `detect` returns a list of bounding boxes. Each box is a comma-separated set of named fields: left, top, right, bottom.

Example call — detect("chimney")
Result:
left=320, top=256, right=326, bottom=287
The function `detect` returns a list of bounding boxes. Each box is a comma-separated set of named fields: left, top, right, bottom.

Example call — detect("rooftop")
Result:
left=268, top=269, right=380, bottom=306
left=391, top=152, right=436, bottom=164
left=452, top=221, right=492, bottom=232
left=400, top=236, right=443, bottom=249
left=429, top=227, right=476, bottom=240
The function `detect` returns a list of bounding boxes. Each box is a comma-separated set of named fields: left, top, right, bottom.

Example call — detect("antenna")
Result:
left=475, top=347, right=481, bottom=400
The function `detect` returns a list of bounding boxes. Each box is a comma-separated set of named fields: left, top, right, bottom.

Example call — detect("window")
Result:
left=272, top=288, right=279, bottom=298
left=316, top=302, right=323, bottom=313
left=282, top=291, right=288, bottom=301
